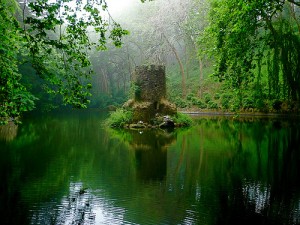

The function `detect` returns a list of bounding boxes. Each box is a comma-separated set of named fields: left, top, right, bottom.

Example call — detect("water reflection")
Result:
left=0, top=122, right=18, bottom=142
left=166, top=117, right=300, bottom=225
left=30, top=182, right=128, bottom=225
left=242, top=181, right=271, bottom=214
left=1, top=112, right=300, bottom=225
left=110, top=129, right=176, bottom=181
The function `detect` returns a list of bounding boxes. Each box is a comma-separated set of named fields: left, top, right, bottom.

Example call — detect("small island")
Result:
left=106, top=65, right=192, bottom=129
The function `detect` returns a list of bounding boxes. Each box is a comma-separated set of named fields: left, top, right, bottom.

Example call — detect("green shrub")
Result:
left=189, top=97, right=207, bottom=109
left=208, top=101, right=218, bottom=109
left=194, top=98, right=207, bottom=109
left=242, top=97, right=255, bottom=109
left=172, top=112, right=193, bottom=126
left=203, top=93, right=212, bottom=104
left=255, top=99, right=266, bottom=111
left=186, top=93, right=196, bottom=101
left=214, top=93, right=221, bottom=100
left=105, top=108, right=133, bottom=128
left=231, top=101, right=240, bottom=112
left=260, top=100, right=272, bottom=112
left=174, top=97, right=188, bottom=108
left=221, top=94, right=233, bottom=109
left=191, top=97, right=199, bottom=105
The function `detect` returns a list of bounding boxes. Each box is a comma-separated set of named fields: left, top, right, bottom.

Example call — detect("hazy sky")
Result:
left=44, top=0, right=141, bottom=20
left=45, top=0, right=135, bottom=13
left=106, top=0, right=136, bottom=14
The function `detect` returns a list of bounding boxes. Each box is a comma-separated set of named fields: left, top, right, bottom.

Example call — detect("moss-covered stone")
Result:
left=123, top=99, right=176, bottom=123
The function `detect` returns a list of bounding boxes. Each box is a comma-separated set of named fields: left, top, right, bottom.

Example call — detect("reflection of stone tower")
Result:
left=126, top=129, right=176, bottom=181
left=124, top=65, right=176, bottom=123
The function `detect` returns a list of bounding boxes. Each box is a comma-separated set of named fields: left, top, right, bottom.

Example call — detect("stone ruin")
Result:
left=134, top=65, right=166, bottom=102
left=124, top=65, right=176, bottom=123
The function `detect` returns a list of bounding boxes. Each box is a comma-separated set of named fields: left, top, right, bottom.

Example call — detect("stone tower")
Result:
left=124, top=65, right=176, bottom=123
left=134, top=65, right=166, bottom=102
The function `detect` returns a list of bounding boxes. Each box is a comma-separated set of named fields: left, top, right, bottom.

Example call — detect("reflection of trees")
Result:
left=0, top=122, right=18, bottom=142
left=169, top=117, right=300, bottom=225
left=266, top=122, right=300, bottom=224
left=215, top=119, right=300, bottom=225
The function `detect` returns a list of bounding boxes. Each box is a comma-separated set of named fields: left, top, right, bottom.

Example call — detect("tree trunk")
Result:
left=198, top=58, right=203, bottom=98
left=101, top=68, right=109, bottom=94
left=185, top=45, right=189, bottom=80
left=288, top=3, right=300, bottom=35
left=161, top=32, right=187, bottom=98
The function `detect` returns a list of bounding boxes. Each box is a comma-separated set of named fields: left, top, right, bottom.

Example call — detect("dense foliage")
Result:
left=200, top=0, right=300, bottom=112
left=0, top=0, right=37, bottom=122
left=0, top=0, right=128, bottom=123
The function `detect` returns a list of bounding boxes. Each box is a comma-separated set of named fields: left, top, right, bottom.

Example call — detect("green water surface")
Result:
left=0, top=111, right=300, bottom=225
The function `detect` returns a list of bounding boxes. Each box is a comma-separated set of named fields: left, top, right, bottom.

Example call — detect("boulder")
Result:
left=159, top=116, right=175, bottom=129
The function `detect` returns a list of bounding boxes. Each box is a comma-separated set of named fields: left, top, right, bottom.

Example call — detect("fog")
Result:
left=17, top=0, right=207, bottom=110
left=106, top=0, right=137, bottom=14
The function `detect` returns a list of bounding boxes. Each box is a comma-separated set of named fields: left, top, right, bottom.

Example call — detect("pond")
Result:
left=0, top=110, right=300, bottom=225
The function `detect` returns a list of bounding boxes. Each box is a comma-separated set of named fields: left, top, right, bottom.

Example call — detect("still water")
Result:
left=0, top=111, right=300, bottom=225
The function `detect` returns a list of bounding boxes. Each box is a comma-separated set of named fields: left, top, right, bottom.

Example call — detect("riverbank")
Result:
left=179, top=108, right=300, bottom=118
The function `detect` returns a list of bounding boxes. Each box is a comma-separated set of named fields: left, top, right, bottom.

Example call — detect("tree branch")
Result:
left=287, top=0, right=300, bottom=7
